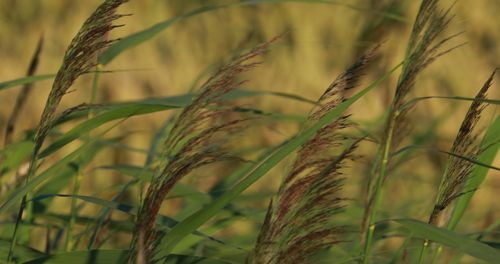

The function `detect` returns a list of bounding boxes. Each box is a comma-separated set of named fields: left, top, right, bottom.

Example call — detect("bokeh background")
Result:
left=0, top=0, right=499, bottom=260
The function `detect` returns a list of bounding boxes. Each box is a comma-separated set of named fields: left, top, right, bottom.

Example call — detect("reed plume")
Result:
left=429, top=70, right=495, bottom=227
left=251, top=47, right=378, bottom=264
left=33, top=0, right=127, bottom=156
left=6, top=0, right=127, bottom=261
left=361, top=0, right=460, bottom=245
left=130, top=39, right=275, bottom=263
left=390, top=0, right=460, bottom=148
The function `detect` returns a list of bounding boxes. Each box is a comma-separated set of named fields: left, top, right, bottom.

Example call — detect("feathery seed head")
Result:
left=130, top=39, right=276, bottom=262
left=252, top=47, right=378, bottom=264
left=34, top=0, right=127, bottom=155
left=429, top=70, right=495, bottom=227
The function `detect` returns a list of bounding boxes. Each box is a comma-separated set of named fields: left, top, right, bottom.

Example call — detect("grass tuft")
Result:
left=429, top=69, right=495, bottom=227
left=129, top=38, right=277, bottom=262
left=251, top=47, right=378, bottom=264
left=6, top=0, right=128, bottom=262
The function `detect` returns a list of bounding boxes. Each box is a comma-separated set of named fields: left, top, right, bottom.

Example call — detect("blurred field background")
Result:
left=0, top=0, right=499, bottom=261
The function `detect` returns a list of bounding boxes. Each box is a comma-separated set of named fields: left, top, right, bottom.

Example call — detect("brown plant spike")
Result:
left=33, top=0, right=127, bottom=156
left=6, top=0, right=127, bottom=261
left=130, top=39, right=276, bottom=263
left=361, top=0, right=459, bottom=240
left=251, top=47, right=378, bottom=264
left=429, top=69, right=495, bottom=227
left=391, top=0, right=460, bottom=148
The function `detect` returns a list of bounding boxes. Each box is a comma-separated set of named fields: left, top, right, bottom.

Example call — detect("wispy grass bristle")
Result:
left=361, top=1, right=458, bottom=251
left=429, top=69, right=495, bottom=227
left=392, top=0, right=460, bottom=147
left=34, top=0, right=127, bottom=155
left=251, top=47, right=378, bottom=264
left=130, top=38, right=276, bottom=262
left=6, top=0, right=128, bottom=261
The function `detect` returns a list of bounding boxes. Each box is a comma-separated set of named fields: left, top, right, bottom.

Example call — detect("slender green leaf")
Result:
left=39, top=104, right=178, bottom=158
left=388, top=218, right=500, bottom=263
left=31, top=194, right=229, bottom=248
left=400, top=96, right=500, bottom=112
left=0, top=142, right=99, bottom=213
left=391, top=145, right=500, bottom=171
left=0, top=239, right=45, bottom=263
left=25, top=250, right=230, bottom=264
left=448, top=116, right=500, bottom=230
left=98, top=0, right=404, bottom=65
left=33, top=143, right=105, bottom=214
left=48, top=88, right=309, bottom=138
left=0, top=141, right=34, bottom=175
left=0, top=74, right=55, bottom=91
left=96, top=164, right=154, bottom=181
left=24, top=250, right=128, bottom=264
left=154, top=62, right=403, bottom=258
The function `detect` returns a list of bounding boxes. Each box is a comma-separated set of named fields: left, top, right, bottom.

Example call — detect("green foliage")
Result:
left=0, top=1, right=499, bottom=264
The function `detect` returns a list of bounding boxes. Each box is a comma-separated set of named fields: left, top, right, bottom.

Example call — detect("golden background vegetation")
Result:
left=1, top=0, right=499, bottom=257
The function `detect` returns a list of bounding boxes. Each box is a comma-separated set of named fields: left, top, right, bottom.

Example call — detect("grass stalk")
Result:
left=65, top=171, right=83, bottom=251
left=67, top=63, right=103, bottom=251
left=362, top=108, right=397, bottom=264
left=6, top=1, right=126, bottom=261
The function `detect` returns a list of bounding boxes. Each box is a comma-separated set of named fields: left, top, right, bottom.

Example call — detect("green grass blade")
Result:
left=24, top=250, right=229, bottom=264
left=0, top=239, right=45, bottom=263
left=448, top=116, right=500, bottom=230
left=0, top=74, right=55, bottom=91
left=388, top=218, right=500, bottom=263
left=32, top=142, right=105, bottom=214
left=32, top=194, right=231, bottom=248
left=98, top=0, right=403, bottom=65
left=24, top=250, right=129, bottom=264
left=0, top=142, right=100, bottom=213
left=0, top=141, right=34, bottom=175
left=391, top=145, right=500, bottom=171
left=400, top=96, right=500, bottom=112
left=49, top=89, right=309, bottom=129
left=153, top=62, right=403, bottom=258
left=98, top=4, right=224, bottom=65
left=39, top=104, right=178, bottom=158
left=96, top=164, right=154, bottom=181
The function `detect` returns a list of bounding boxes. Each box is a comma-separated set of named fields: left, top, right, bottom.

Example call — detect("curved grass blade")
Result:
left=0, top=239, right=45, bottom=263
left=386, top=218, right=500, bottom=263
left=400, top=95, right=500, bottom=112
left=24, top=250, right=128, bottom=264
left=0, top=74, right=55, bottom=91
left=448, top=116, right=500, bottom=230
left=96, top=164, right=154, bottom=181
left=153, top=62, right=403, bottom=258
left=50, top=89, right=310, bottom=129
left=0, top=141, right=34, bottom=175
left=98, top=0, right=403, bottom=65
left=25, top=250, right=229, bottom=264
left=0, top=142, right=101, bottom=213
left=391, top=145, right=500, bottom=172
left=39, top=104, right=178, bottom=158
left=32, top=141, right=106, bottom=214
left=31, top=194, right=233, bottom=249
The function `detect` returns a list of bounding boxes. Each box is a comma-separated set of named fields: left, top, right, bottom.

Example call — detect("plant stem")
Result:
left=418, top=240, right=429, bottom=264
left=65, top=171, right=82, bottom=251
left=7, top=149, right=40, bottom=263
left=66, top=64, right=101, bottom=251
left=362, top=109, right=398, bottom=264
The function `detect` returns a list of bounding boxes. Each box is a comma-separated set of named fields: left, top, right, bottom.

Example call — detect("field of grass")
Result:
left=0, top=0, right=499, bottom=263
